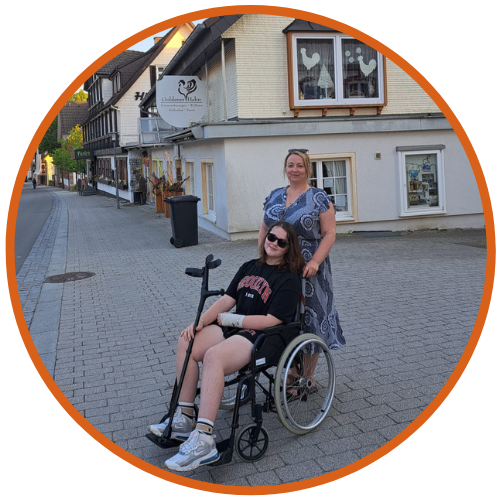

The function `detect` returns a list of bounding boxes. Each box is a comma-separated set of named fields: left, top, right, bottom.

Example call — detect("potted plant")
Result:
left=164, top=177, right=189, bottom=218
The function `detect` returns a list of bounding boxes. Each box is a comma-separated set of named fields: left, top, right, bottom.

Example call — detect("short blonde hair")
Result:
left=283, top=150, right=313, bottom=179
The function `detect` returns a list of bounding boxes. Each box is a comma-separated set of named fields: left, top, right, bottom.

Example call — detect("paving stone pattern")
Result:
left=18, top=190, right=487, bottom=487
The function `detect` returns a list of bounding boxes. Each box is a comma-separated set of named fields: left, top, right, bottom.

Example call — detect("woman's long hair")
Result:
left=257, top=221, right=305, bottom=274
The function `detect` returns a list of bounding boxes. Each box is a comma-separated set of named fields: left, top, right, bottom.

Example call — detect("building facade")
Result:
left=133, top=15, right=482, bottom=240
left=82, top=23, right=194, bottom=201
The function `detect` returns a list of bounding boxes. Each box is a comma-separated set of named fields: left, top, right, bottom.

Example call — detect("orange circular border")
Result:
left=6, top=5, right=495, bottom=495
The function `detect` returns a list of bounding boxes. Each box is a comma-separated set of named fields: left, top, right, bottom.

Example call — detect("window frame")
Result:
left=308, top=153, right=357, bottom=222
left=287, top=32, right=386, bottom=111
left=112, top=73, right=121, bottom=94
left=184, top=160, right=195, bottom=195
left=397, top=146, right=446, bottom=217
left=201, top=161, right=216, bottom=222
left=152, top=158, right=162, bottom=183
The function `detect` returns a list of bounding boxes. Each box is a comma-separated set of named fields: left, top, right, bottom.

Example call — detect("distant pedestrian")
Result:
left=32, top=177, right=37, bottom=189
left=138, top=174, right=147, bottom=205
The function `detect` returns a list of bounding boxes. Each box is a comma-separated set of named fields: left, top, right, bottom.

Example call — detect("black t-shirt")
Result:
left=225, top=260, right=301, bottom=324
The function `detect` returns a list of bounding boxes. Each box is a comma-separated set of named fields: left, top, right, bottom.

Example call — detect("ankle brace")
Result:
left=196, top=418, right=214, bottom=435
left=178, top=402, right=195, bottom=418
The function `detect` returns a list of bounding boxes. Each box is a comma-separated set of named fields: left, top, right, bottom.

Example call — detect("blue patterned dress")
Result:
left=263, top=186, right=345, bottom=351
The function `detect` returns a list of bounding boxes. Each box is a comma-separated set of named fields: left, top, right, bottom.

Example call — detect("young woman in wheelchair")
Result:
left=148, top=221, right=305, bottom=472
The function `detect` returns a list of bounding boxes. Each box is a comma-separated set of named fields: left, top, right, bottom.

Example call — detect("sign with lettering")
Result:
left=73, top=149, right=92, bottom=159
left=156, top=76, right=207, bottom=128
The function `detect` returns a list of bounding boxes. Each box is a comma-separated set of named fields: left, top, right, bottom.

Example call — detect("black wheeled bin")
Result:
left=165, top=195, right=201, bottom=248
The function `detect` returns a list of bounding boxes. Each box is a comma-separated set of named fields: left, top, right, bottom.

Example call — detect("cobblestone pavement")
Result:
left=17, top=189, right=487, bottom=487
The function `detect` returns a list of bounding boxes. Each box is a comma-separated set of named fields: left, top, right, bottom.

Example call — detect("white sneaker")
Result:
left=164, top=430, right=219, bottom=471
left=148, top=406, right=195, bottom=441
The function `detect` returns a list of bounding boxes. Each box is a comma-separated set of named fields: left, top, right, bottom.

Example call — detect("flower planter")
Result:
left=155, top=193, right=164, bottom=213
left=164, top=191, right=183, bottom=218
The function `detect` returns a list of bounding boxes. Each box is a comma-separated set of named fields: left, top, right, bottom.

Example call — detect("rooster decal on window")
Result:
left=178, top=79, right=197, bottom=99
left=300, top=48, right=320, bottom=71
left=345, top=47, right=377, bottom=77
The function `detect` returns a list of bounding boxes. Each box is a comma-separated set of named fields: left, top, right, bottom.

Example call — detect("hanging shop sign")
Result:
left=156, top=76, right=207, bottom=128
left=73, top=149, right=93, bottom=160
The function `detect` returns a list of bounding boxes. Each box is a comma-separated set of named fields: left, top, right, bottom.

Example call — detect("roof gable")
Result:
left=106, top=23, right=194, bottom=107
left=57, top=101, right=88, bottom=140
left=282, top=20, right=338, bottom=32
left=162, top=16, right=242, bottom=76
left=83, top=23, right=194, bottom=102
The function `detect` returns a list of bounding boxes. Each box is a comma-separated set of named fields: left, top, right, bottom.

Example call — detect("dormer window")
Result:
left=287, top=32, right=385, bottom=110
left=156, top=66, right=166, bottom=81
left=113, top=73, right=121, bottom=93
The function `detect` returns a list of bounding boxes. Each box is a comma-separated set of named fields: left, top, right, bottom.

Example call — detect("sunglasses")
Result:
left=267, top=232, right=289, bottom=248
left=288, top=149, right=309, bottom=154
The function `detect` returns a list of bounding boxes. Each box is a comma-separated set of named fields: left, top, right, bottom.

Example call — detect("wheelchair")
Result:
left=146, top=254, right=336, bottom=465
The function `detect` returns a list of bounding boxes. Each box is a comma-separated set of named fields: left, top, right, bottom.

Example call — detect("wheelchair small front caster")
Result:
left=236, top=424, right=269, bottom=462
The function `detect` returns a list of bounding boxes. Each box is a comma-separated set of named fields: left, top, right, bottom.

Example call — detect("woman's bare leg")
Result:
left=197, top=335, right=253, bottom=423
left=176, top=325, right=225, bottom=403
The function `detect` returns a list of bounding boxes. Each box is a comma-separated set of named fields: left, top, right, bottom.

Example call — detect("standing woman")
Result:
left=259, top=149, right=345, bottom=353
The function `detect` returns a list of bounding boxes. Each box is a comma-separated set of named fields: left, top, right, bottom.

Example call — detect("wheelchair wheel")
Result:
left=274, top=334, right=335, bottom=434
left=236, top=424, right=269, bottom=462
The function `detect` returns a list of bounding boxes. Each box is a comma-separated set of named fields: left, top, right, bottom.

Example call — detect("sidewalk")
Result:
left=17, top=190, right=487, bottom=486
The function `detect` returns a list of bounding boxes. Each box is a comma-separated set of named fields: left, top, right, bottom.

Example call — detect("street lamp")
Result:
left=110, top=131, right=120, bottom=209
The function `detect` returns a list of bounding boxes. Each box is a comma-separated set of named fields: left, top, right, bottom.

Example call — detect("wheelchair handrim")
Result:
left=278, top=335, right=336, bottom=433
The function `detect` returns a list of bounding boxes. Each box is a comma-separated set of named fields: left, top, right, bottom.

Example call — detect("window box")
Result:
left=287, top=32, right=386, bottom=113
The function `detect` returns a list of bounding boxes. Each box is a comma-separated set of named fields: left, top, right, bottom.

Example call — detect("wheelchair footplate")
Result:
left=208, top=438, right=233, bottom=467
left=145, top=433, right=183, bottom=449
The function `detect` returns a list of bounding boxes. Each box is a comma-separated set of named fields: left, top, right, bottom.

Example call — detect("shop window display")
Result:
left=398, top=148, right=446, bottom=216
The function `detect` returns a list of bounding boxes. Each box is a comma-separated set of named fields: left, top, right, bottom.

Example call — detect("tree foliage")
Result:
left=61, top=125, right=83, bottom=151
left=69, top=89, right=88, bottom=102
left=39, top=117, right=58, bottom=155
left=55, top=125, right=84, bottom=179
left=52, top=148, right=77, bottom=173
left=39, top=91, right=86, bottom=156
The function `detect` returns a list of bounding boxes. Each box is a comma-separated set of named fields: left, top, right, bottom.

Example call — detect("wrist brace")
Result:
left=219, top=313, right=245, bottom=328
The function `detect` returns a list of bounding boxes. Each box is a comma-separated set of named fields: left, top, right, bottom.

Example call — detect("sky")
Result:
left=129, top=19, right=206, bottom=52
left=76, top=19, right=206, bottom=90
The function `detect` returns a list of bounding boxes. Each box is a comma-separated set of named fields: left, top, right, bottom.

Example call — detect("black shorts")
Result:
left=222, top=326, right=263, bottom=345
left=222, top=326, right=295, bottom=366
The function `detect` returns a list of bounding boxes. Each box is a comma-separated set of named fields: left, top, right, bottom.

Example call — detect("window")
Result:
left=152, top=159, right=162, bottom=184
left=156, top=66, right=166, bottom=81
left=397, top=146, right=446, bottom=216
left=201, top=162, right=215, bottom=221
left=288, top=33, right=385, bottom=109
left=185, top=161, right=195, bottom=195
left=117, top=158, right=127, bottom=184
left=309, top=153, right=357, bottom=221
left=175, top=159, right=183, bottom=182
left=112, top=73, right=121, bottom=93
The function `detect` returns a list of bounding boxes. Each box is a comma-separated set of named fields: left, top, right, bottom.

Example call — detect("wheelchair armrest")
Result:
left=261, top=322, right=302, bottom=342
